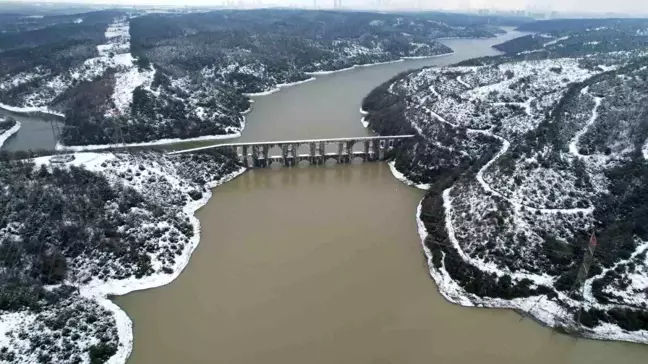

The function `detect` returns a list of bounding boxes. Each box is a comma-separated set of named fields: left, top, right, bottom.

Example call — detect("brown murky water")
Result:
left=115, top=164, right=647, bottom=364
left=114, top=29, right=648, bottom=363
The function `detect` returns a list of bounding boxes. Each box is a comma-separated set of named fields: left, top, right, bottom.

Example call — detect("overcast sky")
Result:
left=8, top=0, right=648, bottom=15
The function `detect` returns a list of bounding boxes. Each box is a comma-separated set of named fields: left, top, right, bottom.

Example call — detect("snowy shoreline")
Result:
left=56, top=132, right=242, bottom=152
left=385, top=150, right=648, bottom=345
left=387, top=161, right=431, bottom=190
left=304, top=59, right=404, bottom=76
left=62, top=50, right=457, bottom=152
left=413, top=194, right=648, bottom=345
left=243, top=77, right=317, bottom=97
left=304, top=51, right=454, bottom=76
left=80, top=162, right=247, bottom=364
left=402, top=52, right=455, bottom=60
left=58, top=105, right=251, bottom=152
left=0, top=121, right=21, bottom=148
left=0, top=103, right=65, bottom=118
left=8, top=51, right=457, bottom=153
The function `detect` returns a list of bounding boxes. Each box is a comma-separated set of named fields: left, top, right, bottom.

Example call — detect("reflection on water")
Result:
left=115, top=163, right=648, bottom=364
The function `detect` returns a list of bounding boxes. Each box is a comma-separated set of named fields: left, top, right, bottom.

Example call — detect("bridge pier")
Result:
left=281, top=144, right=289, bottom=167
left=242, top=145, right=249, bottom=167
left=372, top=140, right=380, bottom=161
left=319, top=141, right=326, bottom=165
left=174, top=135, right=415, bottom=168
left=364, top=140, right=370, bottom=161
left=252, top=145, right=259, bottom=168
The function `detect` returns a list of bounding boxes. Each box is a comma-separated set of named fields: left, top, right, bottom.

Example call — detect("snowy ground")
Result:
left=0, top=103, right=65, bottom=118
left=0, top=15, right=154, bottom=120
left=374, top=55, right=648, bottom=344
left=0, top=120, right=21, bottom=148
left=102, top=17, right=156, bottom=117
left=1, top=151, right=246, bottom=364
left=56, top=132, right=242, bottom=151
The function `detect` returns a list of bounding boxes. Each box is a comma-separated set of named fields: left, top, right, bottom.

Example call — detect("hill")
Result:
left=363, top=21, right=648, bottom=342
left=0, top=9, right=516, bottom=148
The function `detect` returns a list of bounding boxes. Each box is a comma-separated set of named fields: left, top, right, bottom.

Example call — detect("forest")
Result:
left=458, top=18, right=648, bottom=68
left=0, top=150, right=242, bottom=363
left=363, top=21, right=648, bottom=339
left=516, top=17, right=648, bottom=33
left=0, top=8, right=524, bottom=147
left=0, top=10, right=123, bottom=75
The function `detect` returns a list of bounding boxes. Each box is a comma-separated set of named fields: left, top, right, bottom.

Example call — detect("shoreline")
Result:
left=0, top=121, right=21, bottom=148
left=57, top=107, right=252, bottom=152
left=387, top=161, right=431, bottom=190
left=0, top=103, right=65, bottom=118
left=304, top=52, right=454, bottom=76
left=401, top=52, right=456, bottom=60
left=8, top=51, right=457, bottom=153
left=81, top=163, right=247, bottom=364
left=304, top=59, right=404, bottom=76
left=56, top=132, right=243, bottom=152
left=414, top=195, right=648, bottom=345
left=243, top=77, right=317, bottom=97
left=384, top=158, right=648, bottom=345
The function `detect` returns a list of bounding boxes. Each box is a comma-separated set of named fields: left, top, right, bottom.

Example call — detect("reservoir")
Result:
left=115, top=164, right=647, bottom=364
left=0, top=109, right=63, bottom=151
left=113, top=29, right=648, bottom=363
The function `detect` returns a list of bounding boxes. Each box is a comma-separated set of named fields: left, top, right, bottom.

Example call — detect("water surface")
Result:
left=0, top=109, right=62, bottom=151
left=115, top=165, right=648, bottom=364
left=115, top=28, right=648, bottom=364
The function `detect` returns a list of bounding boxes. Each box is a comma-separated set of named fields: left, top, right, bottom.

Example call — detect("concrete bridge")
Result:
left=170, top=135, right=415, bottom=168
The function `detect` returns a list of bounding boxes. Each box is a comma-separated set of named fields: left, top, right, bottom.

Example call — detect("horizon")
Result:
left=2, top=0, right=648, bottom=18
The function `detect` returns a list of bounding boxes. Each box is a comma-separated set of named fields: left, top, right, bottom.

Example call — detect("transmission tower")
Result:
left=109, top=113, right=127, bottom=152
left=49, top=118, right=62, bottom=153
left=566, top=231, right=598, bottom=332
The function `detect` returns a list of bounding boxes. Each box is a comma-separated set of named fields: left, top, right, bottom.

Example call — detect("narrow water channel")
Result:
left=114, top=28, right=648, bottom=363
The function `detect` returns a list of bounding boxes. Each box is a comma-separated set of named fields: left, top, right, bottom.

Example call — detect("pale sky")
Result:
left=6, top=0, right=648, bottom=15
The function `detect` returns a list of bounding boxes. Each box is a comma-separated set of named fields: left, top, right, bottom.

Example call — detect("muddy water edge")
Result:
left=113, top=30, right=648, bottom=364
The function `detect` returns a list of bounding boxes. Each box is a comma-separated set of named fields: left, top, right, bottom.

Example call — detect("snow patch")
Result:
left=568, top=89, right=602, bottom=159
left=25, top=152, right=248, bottom=364
left=0, top=103, right=64, bottom=117
left=243, top=77, right=316, bottom=97
left=81, top=165, right=246, bottom=364
left=387, top=161, right=430, bottom=190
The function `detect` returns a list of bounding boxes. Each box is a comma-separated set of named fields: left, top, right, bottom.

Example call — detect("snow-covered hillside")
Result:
left=0, top=117, right=20, bottom=148
left=1, top=9, right=512, bottom=148
left=0, top=16, right=135, bottom=115
left=102, top=17, right=155, bottom=117
left=0, top=151, right=244, bottom=364
left=363, top=53, right=648, bottom=343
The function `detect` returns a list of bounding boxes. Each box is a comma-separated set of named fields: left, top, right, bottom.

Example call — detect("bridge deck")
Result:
left=169, top=135, right=415, bottom=155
